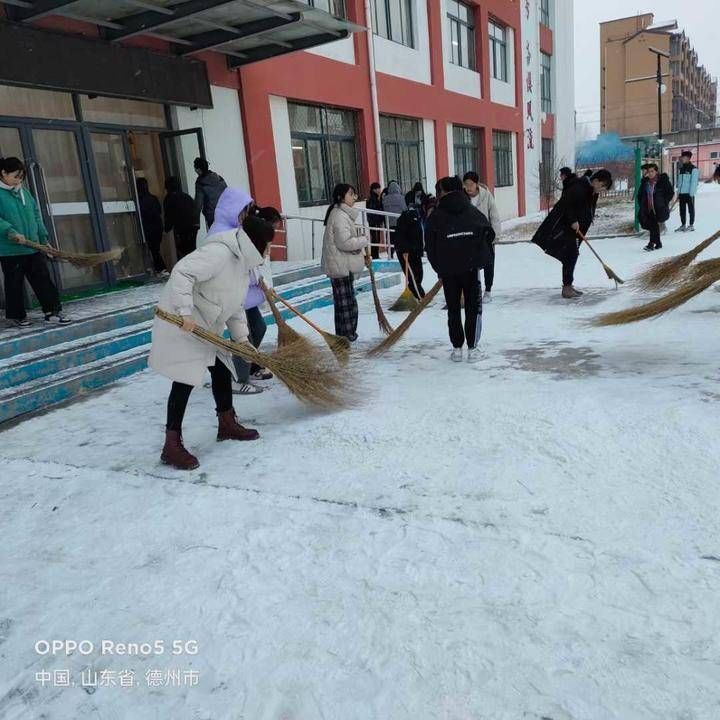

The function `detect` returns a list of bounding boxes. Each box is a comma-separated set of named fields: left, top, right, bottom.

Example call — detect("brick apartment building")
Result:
left=600, top=13, right=717, bottom=139
left=0, top=0, right=575, bottom=297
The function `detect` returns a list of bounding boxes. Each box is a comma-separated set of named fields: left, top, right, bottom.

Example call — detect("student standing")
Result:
left=392, top=194, right=428, bottom=299
left=366, top=182, right=385, bottom=259
left=163, top=176, right=198, bottom=261
left=321, top=184, right=368, bottom=342
left=638, top=164, right=675, bottom=251
left=675, top=150, right=699, bottom=232
left=0, top=157, right=69, bottom=327
left=462, top=172, right=501, bottom=303
left=426, top=176, right=494, bottom=363
left=193, top=157, right=227, bottom=230
left=136, top=178, right=166, bottom=276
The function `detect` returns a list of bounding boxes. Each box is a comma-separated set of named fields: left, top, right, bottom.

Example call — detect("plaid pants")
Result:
left=331, top=273, right=358, bottom=340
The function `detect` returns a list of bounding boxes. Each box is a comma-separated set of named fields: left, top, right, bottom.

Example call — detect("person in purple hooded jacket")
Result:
left=203, top=190, right=277, bottom=395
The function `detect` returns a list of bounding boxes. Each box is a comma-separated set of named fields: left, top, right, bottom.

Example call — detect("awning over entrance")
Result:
left=3, top=0, right=365, bottom=67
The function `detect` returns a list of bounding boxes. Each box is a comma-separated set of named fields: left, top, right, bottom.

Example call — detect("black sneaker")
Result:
left=643, top=244, right=655, bottom=252
left=45, top=313, right=71, bottom=324
left=654, top=241, right=663, bottom=250
left=11, top=317, right=32, bottom=328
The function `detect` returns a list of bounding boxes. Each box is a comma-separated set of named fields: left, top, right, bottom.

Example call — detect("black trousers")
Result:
left=442, top=269, right=481, bottom=348
left=166, top=358, right=233, bottom=432
left=0, top=252, right=61, bottom=320
left=146, top=229, right=165, bottom=273
left=484, top=242, right=496, bottom=291
left=233, top=306, right=267, bottom=383
left=399, top=253, right=425, bottom=298
left=562, top=250, right=579, bottom=286
left=174, top=228, right=199, bottom=260
left=646, top=215, right=662, bottom=249
left=679, top=194, right=695, bottom=226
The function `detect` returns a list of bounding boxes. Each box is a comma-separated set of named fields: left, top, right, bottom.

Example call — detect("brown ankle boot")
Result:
left=161, top=430, right=200, bottom=470
left=217, top=409, right=260, bottom=442
left=562, top=285, right=579, bottom=299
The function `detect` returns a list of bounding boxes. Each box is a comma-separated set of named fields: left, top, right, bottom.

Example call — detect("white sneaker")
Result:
left=232, top=382, right=263, bottom=395
left=688, top=225, right=696, bottom=232
left=675, top=225, right=687, bottom=233
left=44, top=313, right=71, bottom=324
left=466, top=347, right=480, bottom=363
left=483, top=290, right=492, bottom=303
left=450, top=348, right=463, bottom=363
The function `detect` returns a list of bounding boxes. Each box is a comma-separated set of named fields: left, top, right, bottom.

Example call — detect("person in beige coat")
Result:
left=149, top=192, right=271, bottom=470
left=321, top=183, right=369, bottom=341
left=463, top=172, right=501, bottom=303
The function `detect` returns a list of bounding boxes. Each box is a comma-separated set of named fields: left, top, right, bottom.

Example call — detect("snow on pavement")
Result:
left=2, top=186, right=720, bottom=719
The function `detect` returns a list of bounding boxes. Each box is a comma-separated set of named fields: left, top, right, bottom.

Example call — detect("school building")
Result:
left=0, top=0, right=575, bottom=297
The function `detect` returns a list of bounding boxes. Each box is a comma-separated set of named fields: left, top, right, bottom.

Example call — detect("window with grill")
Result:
left=541, top=52, right=552, bottom=113
left=540, top=0, right=550, bottom=27
left=489, top=21, right=508, bottom=82
left=447, top=1, right=475, bottom=70
left=374, top=0, right=414, bottom=48
left=492, top=130, right=513, bottom=188
left=289, top=103, right=360, bottom=207
left=380, top=115, right=426, bottom=191
left=299, top=0, right=346, bottom=17
left=453, top=125, right=480, bottom=178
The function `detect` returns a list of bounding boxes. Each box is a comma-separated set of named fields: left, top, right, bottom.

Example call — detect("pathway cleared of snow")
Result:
left=2, top=186, right=720, bottom=720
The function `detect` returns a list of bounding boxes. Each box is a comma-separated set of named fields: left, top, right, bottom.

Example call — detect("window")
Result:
left=374, top=0, right=414, bottom=48
left=541, top=52, right=552, bottom=113
left=300, top=0, right=346, bottom=17
left=453, top=125, right=480, bottom=178
left=540, top=0, right=550, bottom=27
left=489, top=22, right=508, bottom=82
left=711, top=151, right=719, bottom=159
left=289, top=103, right=360, bottom=207
left=540, top=138, right=555, bottom=202
left=447, top=1, right=475, bottom=70
left=380, top=115, right=426, bottom=191
left=80, top=96, right=167, bottom=128
left=492, top=130, right=513, bottom=187
left=0, top=84, right=75, bottom=121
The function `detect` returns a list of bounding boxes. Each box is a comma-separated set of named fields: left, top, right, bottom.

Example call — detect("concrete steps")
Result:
left=0, top=261, right=401, bottom=424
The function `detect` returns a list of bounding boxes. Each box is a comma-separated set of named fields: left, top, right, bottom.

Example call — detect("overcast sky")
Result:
left=573, top=0, right=720, bottom=139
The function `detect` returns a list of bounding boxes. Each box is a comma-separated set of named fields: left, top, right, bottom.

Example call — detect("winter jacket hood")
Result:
left=207, top=187, right=253, bottom=237
left=425, top=192, right=494, bottom=276
left=149, top=228, right=262, bottom=386
left=0, top=184, right=49, bottom=256
left=382, top=182, right=407, bottom=227
left=321, top=203, right=368, bottom=279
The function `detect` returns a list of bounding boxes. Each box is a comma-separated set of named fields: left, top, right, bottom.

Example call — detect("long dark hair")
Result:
left=242, top=215, right=274, bottom=256
left=323, top=183, right=356, bottom=226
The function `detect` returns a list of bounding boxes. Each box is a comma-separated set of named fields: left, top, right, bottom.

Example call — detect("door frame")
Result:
left=160, top=128, right=206, bottom=196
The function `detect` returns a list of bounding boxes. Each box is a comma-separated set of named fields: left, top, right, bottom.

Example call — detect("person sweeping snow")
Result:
left=531, top=169, right=612, bottom=298
left=426, top=176, right=494, bottom=363
left=149, top=189, right=271, bottom=471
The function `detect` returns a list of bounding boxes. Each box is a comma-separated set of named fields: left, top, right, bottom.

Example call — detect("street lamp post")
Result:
left=695, top=121, right=702, bottom=178
left=649, top=47, right=670, bottom=171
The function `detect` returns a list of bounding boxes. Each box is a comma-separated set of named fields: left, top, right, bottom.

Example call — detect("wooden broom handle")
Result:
left=575, top=230, right=604, bottom=263
left=268, top=287, right=326, bottom=336
left=402, top=252, right=410, bottom=287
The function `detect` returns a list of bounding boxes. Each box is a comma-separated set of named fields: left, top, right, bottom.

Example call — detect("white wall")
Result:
left=446, top=122, right=455, bottom=175
left=490, top=27, right=516, bottom=107
left=494, top=133, right=519, bottom=220
left=520, top=4, right=541, bottom=215
left=552, top=0, right=576, bottom=174
left=440, top=0, right=481, bottom=99
left=172, top=85, right=250, bottom=242
left=306, top=35, right=356, bottom=65
left=373, top=0, right=431, bottom=84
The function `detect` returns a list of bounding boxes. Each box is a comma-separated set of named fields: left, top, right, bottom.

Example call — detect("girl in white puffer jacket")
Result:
left=321, top=183, right=368, bottom=341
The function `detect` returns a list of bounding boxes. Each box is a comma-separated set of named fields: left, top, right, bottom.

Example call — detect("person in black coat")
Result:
left=426, top=176, right=494, bottom=361
left=559, top=166, right=576, bottom=189
left=163, top=176, right=199, bottom=261
left=136, top=178, right=165, bottom=275
left=531, top=169, right=613, bottom=298
left=392, top=193, right=429, bottom=299
left=366, top=182, right=385, bottom=259
left=637, top=163, right=675, bottom=252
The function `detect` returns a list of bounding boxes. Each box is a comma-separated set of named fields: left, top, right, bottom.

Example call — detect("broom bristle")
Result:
left=389, top=288, right=420, bottom=312
left=590, top=271, right=720, bottom=327
left=366, top=261, right=394, bottom=335
left=367, top=279, right=443, bottom=356
left=631, top=229, right=720, bottom=292
left=686, top=257, right=720, bottom=282
left=16, top=239, right=124, bottom=268
left=156, top=308, right=354, bottom=409
left=321, top=330, right=351, bottom=364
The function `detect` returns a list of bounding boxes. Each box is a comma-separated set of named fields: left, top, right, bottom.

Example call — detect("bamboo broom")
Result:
left=367, top=279, right=443, bottom=357
left=589, top=269, right=720, bottom=327
left=631, top=229, right=720, bottom=292
left=686, top=257, right=720, bottom=282
left=365, top=252, right=394, bottom=335
left=265, top=286, right=351, bottom=363
left=258, top=280, right=317, bottom=355
left=576, top=231, right=624, bottom=287
left=14, top=237, right=124, bottom=268
left=389, top=253, right=420, bottom=312
left=155, top=308, right=354, bottom=409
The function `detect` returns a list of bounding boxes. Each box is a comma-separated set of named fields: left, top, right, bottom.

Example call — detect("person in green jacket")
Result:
left=0, top=157, right=69, bottom=327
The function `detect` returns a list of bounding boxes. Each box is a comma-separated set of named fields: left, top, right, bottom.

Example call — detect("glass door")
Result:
left=31, top=127, right=105, bottom=290
left=89, top=131, right=148, bottom=280
left=161, top=128, right=205, bottom=196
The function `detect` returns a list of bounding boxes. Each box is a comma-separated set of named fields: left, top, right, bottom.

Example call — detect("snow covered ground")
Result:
left=2, top=186, right=720, bottom=720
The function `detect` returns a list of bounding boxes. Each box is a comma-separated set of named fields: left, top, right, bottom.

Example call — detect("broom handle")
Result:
left=259, top=279, right=286, bottom=326
left=403, top=252, right=410, bottom=288
left=575, top=230, right=606, bottom=264
left=268, top=286, right=326, bottom=336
